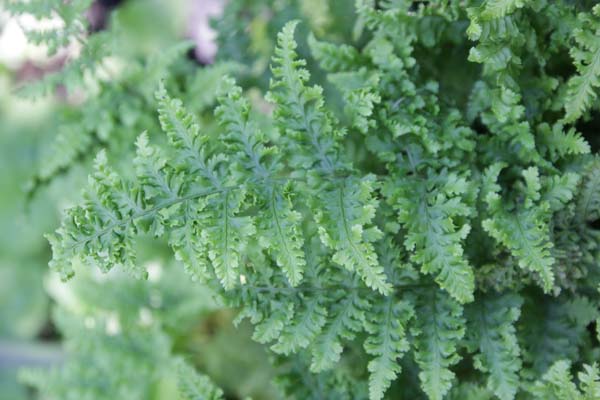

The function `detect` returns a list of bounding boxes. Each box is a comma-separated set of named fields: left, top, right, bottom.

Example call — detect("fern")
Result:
left=21, top=1, right=600, bottom=400
left=216, top=77, right=306, bottom=286
left=531, top=360, right=600, bottom=399
left=176, top=359, right=224, bottom=400
left=564, top=5, right=600, bottom=122
left=520, top=295, right=597, bottom=378
left=385, top=172, right=475, bottom=304
left=482, top=165, right=556, bottom=291
left=267, top=21, right=391, bottom=295
left=411, top=289, right=465, bottom=400
left=364, top=298, right=413, bottom=400
left=465, top=293, right=523, bottom=400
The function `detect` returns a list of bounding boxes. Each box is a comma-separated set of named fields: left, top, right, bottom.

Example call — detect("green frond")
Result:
left=268, top=21, right=390, bottom=294
left=465, top=293, right=522, bottom=400
left=537, top=123, right=591, bottom=161
left=521, top=295, right=597, bottom=377
left=579, top=363, right=600, bottom=399
left=308, top=33, right=364, bottom=72
left=316, top=176, right=391, bottom=295
left=542, top=173, right=580, bottom=212
left=482, top=166, right=555, bottom=292
left=385, top=173, right=475, bottom=303
left=326, top=69, right=381, bottom=134
left=216, top=77, right=306, bottom=286
left=364, top=299, right=414, bottom=400
left=275, top=354, right=367, bottom=400
left=267, top=20, right=337, bottom=172
left=531, top=360, right=600, bottom=400
left=564, top=6, right=600, bottom=122
left=577, top=157, right=600, bottom=223
left=481, top=0, right=528, bottom=20
left=271, top=296, right=327, bottom=355
left=309, top=287, right=369, bottom=372
left=203, top=189, right=256, bottom=290
left=176, top=359, right=224, bottom=400
left=412, top=288, right=465, bottom=400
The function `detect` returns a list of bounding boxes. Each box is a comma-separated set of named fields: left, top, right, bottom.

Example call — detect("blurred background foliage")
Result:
left=0, top=0, right=356, bottom=399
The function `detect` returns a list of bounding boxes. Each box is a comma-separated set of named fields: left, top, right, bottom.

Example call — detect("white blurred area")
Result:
left=0, top=0, right=224, bottom=75
left=0, top=8, right=76, bottom=73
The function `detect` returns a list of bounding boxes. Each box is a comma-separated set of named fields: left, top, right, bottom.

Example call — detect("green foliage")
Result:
left=412, top=290, right=465, bottom=400
left=531, top=360, right=600, bottom=399
left=564, top=5, right=600, bottom=122
left=176, top=359, right=224, bottom=400
left=8, top=0, right=600, bottom=399
left=364, top=298, right=413, bottom=400
left=465, top=293, right=522, bottom=400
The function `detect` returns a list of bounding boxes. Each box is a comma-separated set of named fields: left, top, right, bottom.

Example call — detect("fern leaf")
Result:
left=537, top=123, right=590, bottom=161
left=216, top=77, right=306, bottom=286
left=465, top=293, right=522, bottom=400
left=48, top=150, right=143, bottom=279
left=271, top=295, right=327, bottom=355
left=521, top=295, right=596, bottom=377
left=261, top=186, right=307, bottom=286
left=310, top=285, right=369, bottom=372
left=412, top=288, right=465, bottom=400
left=579, top=363, right=600, bottom=400
left=308, top=33, right=364, bottom=72
left=268, top=21, right=390, bottom=294
left=577, top=157, right=600, bottom=223
left=267, top=20, right=337, bottom=172
left=386, top=173, right=475, bottom=303
left=176, top=359, right=224, bottom=400
left=317, top=176, right=391, bottom=294
left=565, top=6, right=600, bottom=122
left=275, top=354, right=366, bottom=400
left=481, top=0, right=527, bottom=20
left=482, top=165, right=555, bottom=291
left=252, top=302, right=295, bottom=344
left=203, top=189, right=255, bottom=290
left=542, top=173, right=580, bottom=212
left=530, top=360, right=585, bottom=400
left=364, top=299, right=414, bottom=400
left=156, top=85, right=221, bottom=185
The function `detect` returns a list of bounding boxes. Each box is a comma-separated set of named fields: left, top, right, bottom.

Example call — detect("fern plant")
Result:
left=11, top=0, right=600, bottom=399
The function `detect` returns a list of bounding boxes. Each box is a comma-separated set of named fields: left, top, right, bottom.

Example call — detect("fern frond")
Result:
left=482, top=165, right=555, bottom=291
left=480, top=0, right=527, bottom=20
left=364, top=299, right=414, bottom=400
left=309, top=285, right=369, bottom=372
left=275, top=354, right=367, bottom=400
left=564, top=6, right=600, bottom=122
left=577, top=157, right=600, bottom=223
left=542, top=173, right=580, bottom=212
left=531, top=360, right=600, bottom=400
left=316, top=176, right=391, bottom=294
left=216, top=77, right=306, bottom=286
left=308, top=33, right=364, bottom=73
left=271, top=295, right=327, bottom=355
left=267, top=20, right=338, bottom=172
left=537, top=123, right=590, bottom=161
left=385, top=172, right=475, bottom=303
left=176, top=359, right=224, bottom=400
left=465, top=293, right=523, bottom=400
left=521, top=295, right=597, bottom=377
left=268, top=21, right=390, bottom=294
left=412, top=288, right=465, bottom=400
